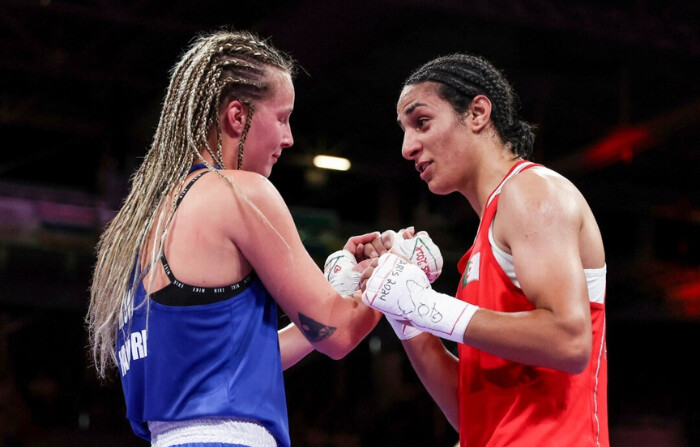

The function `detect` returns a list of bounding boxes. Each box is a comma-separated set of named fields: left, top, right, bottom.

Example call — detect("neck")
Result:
left=469, top=150, right=522, bottom=219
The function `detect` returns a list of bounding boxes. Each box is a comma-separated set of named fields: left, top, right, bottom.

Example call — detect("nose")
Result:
left=401, top=130, right=420, bottom=160
left=281, top=125, right=294, bottom=149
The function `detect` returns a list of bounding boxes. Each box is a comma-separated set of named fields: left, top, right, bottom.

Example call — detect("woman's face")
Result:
left=396, top=82, right=473, bottom=195
left=241, top=69, right=295, bottom=177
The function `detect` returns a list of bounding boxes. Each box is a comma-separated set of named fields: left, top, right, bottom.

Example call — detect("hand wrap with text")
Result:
left=363, top=253, right=478, bottom=344
left=323, top=249, right=362, bottom=297
left=384, top=229, right=443, bottom=339
left=386, top=230, right=443, bottom=283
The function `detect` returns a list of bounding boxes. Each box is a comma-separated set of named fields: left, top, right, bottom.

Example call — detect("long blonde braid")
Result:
left=87, top=29, right=297, bottom=379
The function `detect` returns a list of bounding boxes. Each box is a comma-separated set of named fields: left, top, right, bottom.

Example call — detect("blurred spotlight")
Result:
left=369, top=335, right=382, bottom=355
left=312, top=155, right=351, bottom=171
left=78, top=411, right=90, bottom=430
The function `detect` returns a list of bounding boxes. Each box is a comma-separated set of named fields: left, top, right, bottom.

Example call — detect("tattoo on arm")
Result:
left=298, top=313, right=337, bottom=342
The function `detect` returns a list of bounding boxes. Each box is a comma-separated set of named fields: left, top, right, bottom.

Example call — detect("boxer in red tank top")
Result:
left=361, top=53, right=608, bottom=447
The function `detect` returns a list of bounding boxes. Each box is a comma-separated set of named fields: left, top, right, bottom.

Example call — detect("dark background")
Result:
left=1, top=1, right=699, bottom=446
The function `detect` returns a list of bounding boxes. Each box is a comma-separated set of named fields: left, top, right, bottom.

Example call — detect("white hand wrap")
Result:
left=363, top=253, right=477, bottom=344
left=386, top=316, right=423, bottom=341
left=386, top=230, right=443, bottom=283
left=323, top=249, right=362, bottom=297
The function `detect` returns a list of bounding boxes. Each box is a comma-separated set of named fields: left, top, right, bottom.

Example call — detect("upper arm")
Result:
left=225, top=172, right=335, bottom=316
left=494, top=171, right=591, bottom=341
left=221, top=172, right=380, bottom=355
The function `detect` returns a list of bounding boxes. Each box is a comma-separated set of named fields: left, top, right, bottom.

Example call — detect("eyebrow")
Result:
left=396, top=101, right=427, bottom=129
left=404, top=101, right=426, bottom=116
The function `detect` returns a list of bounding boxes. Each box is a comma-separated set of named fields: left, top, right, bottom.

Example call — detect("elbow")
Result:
left=325, top=349, right=350, bottom=361
left=561, top=349, right=590, bottom=375
left=315, top=340, right=354, bottom=360
left=312, top=330, right=362, bottom=360
left=558, top=333, right=591, bottom=375
left=551, top=314, right=592, bottom=374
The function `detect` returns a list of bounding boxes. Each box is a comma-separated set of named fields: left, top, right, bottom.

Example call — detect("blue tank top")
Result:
left=116, top=170, right=290, bottom=446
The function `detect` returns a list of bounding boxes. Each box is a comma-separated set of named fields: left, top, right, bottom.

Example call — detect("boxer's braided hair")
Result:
left=404, top=53, right=534, bottom=159
left=88, top=29, right=296, bottom=378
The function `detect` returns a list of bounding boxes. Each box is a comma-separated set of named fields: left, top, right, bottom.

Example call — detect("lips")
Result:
left=416, top=161, right=432, bottom=179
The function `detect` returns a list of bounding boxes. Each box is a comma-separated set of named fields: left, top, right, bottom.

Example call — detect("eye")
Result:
left=416, top=117, right=429, bottom=130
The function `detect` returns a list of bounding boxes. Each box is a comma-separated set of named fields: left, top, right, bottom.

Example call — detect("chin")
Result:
left=427, top=182, right=450, bottom=196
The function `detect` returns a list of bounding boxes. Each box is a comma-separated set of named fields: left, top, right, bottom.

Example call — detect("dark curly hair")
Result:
left=404, top=53, right=534, bottom=159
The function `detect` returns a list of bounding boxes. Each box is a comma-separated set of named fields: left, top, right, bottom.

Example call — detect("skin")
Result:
left=377, top=81, right=607, bottom=429
left=141, top=67, right=382, bottom=370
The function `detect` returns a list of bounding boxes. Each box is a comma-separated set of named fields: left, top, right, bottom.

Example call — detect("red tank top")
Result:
left=455, top=161, right=609, bottom=447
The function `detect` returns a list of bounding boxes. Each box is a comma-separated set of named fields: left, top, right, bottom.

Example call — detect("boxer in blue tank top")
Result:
left=88, top=30, right=383, bottom=447
left=117, top=170, right=289, bottom=446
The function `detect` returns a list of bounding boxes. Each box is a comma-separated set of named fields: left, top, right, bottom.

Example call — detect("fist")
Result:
left=324, top=249, right=362, bottom=297
left=362, top=253, right=431, bottom=319
left=384, top=230, right=443, bottom=283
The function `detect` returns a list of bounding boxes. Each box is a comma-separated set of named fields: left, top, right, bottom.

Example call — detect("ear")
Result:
left=467, top=95, right=492, bottom=132
left=222, top=99, right=249, bottom=136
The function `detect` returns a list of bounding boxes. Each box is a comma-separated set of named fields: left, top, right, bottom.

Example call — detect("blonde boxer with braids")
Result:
left=87, top=29, right=382, bottom=447
left=361, top=53, right=609, bottom=446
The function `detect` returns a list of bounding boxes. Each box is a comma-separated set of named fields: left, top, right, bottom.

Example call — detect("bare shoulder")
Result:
left=195, top=169, right=286, bottom=213
left=217, top=169, right=281, bottom=199
left=499, top=166, right=585, bottom=219
left=180, top=169, right=292, bottom=240
left=213, top=169, right=296, bottom=238
left=494, top=166, right=588, bottom=251
left=496, top=165, right=605, bottom=266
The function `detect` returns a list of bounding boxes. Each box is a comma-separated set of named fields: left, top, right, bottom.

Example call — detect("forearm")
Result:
left=319, top=297, right=382, bottom=359
left=279, top=323, right=315, bottom=370
left=363, top=253, right=589, bottom=373
left=402, top=333, right=460, bottom=431
left=465, top=307, right=590, bottom=374
left=315, top=248, right=383, bottom=359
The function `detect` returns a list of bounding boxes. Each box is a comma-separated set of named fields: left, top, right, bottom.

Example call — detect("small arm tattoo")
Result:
left=298, top=313, right=337, bottom=342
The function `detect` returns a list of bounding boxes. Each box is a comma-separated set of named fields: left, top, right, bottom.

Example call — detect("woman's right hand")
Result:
left=343, top=231, right=385, bottom=261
